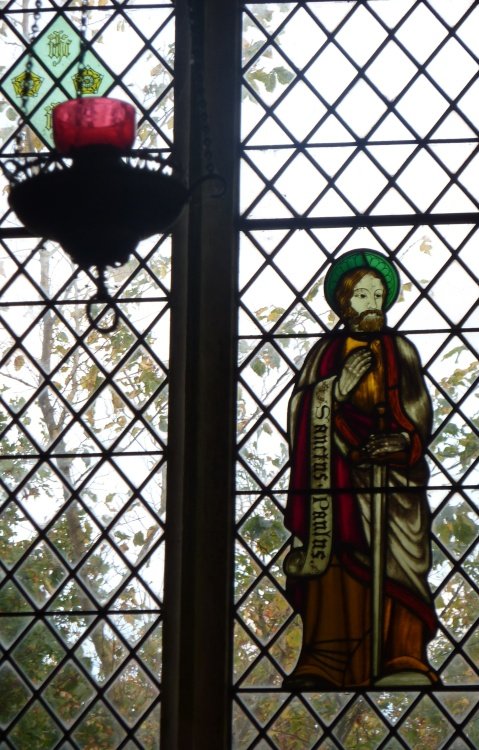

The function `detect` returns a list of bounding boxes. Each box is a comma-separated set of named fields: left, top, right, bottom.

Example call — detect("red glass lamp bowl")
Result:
left=52, top=97, right=136, bottom=154
left=8, top=94, right=191, bottom=331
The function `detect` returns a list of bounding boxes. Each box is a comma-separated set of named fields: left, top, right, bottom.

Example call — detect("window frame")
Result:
left=2, top=0, right=479, bottom=747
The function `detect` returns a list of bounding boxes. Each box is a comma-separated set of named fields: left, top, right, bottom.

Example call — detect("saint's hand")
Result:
left=336, top=347, right=373, bottom=401
left=365, top=432, right=409, bottom=459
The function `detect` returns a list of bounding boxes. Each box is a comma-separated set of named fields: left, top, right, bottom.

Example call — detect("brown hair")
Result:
left=335, top=268, right=384, bottom=318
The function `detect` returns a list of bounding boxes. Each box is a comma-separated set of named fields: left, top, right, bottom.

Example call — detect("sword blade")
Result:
left=372, top=462, right=387, bottom=682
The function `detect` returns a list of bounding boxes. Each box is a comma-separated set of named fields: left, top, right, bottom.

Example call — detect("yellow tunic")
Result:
left=343, top=337, right=385, bottom=410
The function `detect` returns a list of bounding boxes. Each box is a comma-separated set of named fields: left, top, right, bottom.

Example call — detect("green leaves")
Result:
left=431, top=352, right=479, bottom=472
left=241, top=511, right=289, bottom=559
left=246, top=65, right=295, bottom=94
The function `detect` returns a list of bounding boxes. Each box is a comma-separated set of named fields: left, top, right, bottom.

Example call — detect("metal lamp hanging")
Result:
left=2, top=0, right=216, bottom=331
left=8, top=96, right=190, bottom=266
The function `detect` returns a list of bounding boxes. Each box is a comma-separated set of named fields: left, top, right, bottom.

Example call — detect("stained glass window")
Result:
left=234, top=1, right=479, bottom=746
left=0, top=2, right=173, bottom=746
left=2, top=0, right=479, bottom=748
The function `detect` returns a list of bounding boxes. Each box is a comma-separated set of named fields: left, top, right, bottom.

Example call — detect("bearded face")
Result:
left=336, top=271, right=386, bottom=333
left=346, top=308, right=385, bottom=333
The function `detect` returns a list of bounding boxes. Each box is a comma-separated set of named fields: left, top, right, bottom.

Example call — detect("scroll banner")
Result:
left=284, top=378, right=334, bottom=577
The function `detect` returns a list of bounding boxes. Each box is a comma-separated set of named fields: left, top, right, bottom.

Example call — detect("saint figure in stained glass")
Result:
left=283, top=250, right=438, bottom=689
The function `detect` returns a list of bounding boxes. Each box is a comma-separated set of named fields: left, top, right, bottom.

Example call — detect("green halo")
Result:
left=324, top=249, right=400, bottom=314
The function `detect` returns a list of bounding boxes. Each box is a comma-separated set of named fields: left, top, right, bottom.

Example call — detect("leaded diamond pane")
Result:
left=105, top=659, right=159, bottom=728
left=12, top=621, right=65, bottom=688
left=9, top=703, right=62, bottom=749
left=398, top=695, right=454, bottom=747
left=0, top=663, right=32, bottom=727
left=268, top=696, right=320, bottom=748
left=333, top=695, right=389, bottom=748
left=44, top=662, right=96, bottom=728
left=72, top=701, right=126, bottom=749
